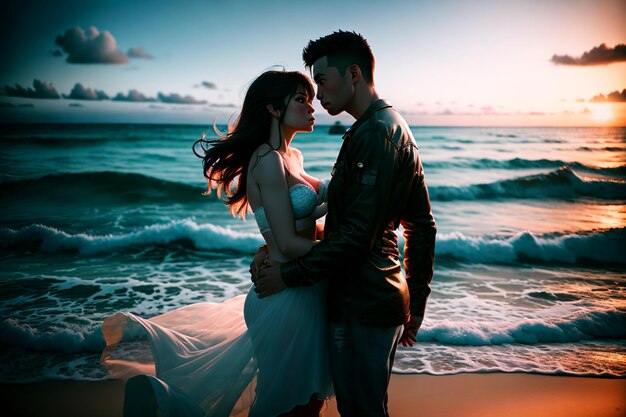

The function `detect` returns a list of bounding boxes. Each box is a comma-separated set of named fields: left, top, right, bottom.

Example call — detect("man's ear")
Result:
left=348, top=64, right=361, bottom=85
left=266, top=104, right=280, bottom=118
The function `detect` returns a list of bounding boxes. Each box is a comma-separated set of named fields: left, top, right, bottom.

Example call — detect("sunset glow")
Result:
left=1, top=0, right=625, bottom=126
left=591, top=104, right=614, bottom=123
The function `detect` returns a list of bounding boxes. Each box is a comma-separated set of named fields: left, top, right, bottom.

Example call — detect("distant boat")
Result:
left=328, top=121, right=347, bottom=135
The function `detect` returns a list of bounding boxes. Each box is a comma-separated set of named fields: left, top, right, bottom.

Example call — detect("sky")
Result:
left=1, top=0, right=625, bottom=126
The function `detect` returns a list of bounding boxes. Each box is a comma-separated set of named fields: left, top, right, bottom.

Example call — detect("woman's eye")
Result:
left=296, top=97, right=305, bottom=103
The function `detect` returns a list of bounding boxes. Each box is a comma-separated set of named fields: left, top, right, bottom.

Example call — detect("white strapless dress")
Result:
left=101, top=182, right=333, bottom=417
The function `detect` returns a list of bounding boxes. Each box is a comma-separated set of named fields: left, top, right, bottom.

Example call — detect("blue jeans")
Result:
left=329, top=322, right=403, bottom=417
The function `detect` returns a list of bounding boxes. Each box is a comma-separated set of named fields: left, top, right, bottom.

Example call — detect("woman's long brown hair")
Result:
left=193, top=70, right=315, bottom=218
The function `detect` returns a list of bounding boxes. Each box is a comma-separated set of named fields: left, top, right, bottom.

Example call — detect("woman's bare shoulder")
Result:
left=249, top=145, right=284, bottom=182
left=250, top=144, right=277, bottom=169
left=251, top=143, right=274, bottom=159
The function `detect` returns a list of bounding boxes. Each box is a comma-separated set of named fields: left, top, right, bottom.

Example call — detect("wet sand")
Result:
left=2, top=373, right=625, bottom=417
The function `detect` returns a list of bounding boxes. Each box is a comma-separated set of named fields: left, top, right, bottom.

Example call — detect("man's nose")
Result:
left=316, top=89, right=323, bottom=101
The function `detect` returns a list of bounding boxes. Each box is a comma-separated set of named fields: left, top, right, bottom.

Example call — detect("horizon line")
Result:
left=1, top=122, right=624, bottom=129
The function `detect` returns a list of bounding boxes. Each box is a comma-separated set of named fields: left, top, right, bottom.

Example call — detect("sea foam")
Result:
left=1, top=307, right=622, bottom=355
left=0, top=219, right=263, bottom=255
left=416, top=309, right=626, bottom=345
left=428, top=166, right=626, bottom=201
left=434, top=227, right=626, bottom=265
left=2, top=221, right=624, bottom=265
left=0, top=318, right=104, bottom=354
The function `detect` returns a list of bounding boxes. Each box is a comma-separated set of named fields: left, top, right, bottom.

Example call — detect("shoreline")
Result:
left=2, top=373, right=624, bottom=417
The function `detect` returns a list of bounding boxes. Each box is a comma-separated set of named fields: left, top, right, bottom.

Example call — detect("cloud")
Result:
left=432, top=108, right=501, bottom=116
left=589, top=89, right=626, bottom=103
left=55, top=26, right=129, bottom=64
left=427, top=106, right=531, bottom=117
left=157, top=92, right=207, bottom=104
left=551, top=43, right=626, bottom=66
left=127, top=47, right=153, bottom=59
left=200, top=81, right=217, bottom=89
left=112, top=89, right=156, bottom=102
left=397, top=109, right=429, bottom=116
left=63, top=83, right=110, bottom=100
left=590, top=94, right=606, bottom=102
left=209, top=102, right=237, bottom=108
left=1, top=79, right=60, bottom=99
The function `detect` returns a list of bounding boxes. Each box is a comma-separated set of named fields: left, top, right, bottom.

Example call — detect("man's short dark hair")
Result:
left=302, top=31, right=375, bottom=86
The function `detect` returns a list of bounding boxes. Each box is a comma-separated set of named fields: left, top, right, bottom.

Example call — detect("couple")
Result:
left=101, top=31, right=436, bottom=417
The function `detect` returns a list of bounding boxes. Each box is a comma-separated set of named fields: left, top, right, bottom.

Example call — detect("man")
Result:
left=255, top=31, right=436, bottom=417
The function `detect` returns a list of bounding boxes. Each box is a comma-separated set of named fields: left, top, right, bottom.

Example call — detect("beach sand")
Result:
left=1, top=373, right=624, bottom=417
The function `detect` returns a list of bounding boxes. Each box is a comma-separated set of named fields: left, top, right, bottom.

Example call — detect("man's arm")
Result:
left=391, top=149, right=435, bottom=347
left=401, top=161, right=436, bottom=318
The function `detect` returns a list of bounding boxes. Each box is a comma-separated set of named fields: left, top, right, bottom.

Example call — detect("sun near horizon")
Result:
left=590, top=103, right=615, bottom=123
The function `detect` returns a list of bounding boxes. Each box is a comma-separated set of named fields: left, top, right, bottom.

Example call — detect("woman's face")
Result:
left=282, top=86, right=315, bottom=133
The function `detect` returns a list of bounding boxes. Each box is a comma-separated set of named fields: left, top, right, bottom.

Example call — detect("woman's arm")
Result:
left=253, top=150, right=317, bottom=259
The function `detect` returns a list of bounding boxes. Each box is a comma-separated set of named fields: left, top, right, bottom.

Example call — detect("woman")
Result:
left=101, top=70, right=333, bottom=417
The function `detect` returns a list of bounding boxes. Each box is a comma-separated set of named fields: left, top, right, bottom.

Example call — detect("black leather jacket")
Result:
left=281, top=99, right=436, bottom=327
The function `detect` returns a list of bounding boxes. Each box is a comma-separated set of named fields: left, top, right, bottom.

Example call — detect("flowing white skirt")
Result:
left=101, top=281, right=333, bottom=417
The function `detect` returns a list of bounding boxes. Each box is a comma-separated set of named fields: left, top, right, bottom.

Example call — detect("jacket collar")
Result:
left=343, top=99, right=392, bottom=139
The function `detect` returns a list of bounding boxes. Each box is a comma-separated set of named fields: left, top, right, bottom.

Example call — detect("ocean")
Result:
left=0, top=123, right=624, bottom=382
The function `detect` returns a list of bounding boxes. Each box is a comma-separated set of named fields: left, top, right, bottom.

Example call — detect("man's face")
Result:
left=312, top=56, right=353, bottom=116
